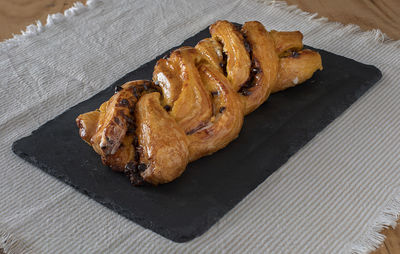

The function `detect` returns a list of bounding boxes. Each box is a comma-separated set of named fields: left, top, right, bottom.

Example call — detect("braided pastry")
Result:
left=76, top=21, right=323, bottom=185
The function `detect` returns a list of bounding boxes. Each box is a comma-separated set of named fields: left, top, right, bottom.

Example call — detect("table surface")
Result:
left=0, top=0, right=399, bottom=253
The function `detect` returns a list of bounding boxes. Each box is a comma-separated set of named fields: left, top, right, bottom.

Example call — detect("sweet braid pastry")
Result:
left=76, top=21, right=323, bottom=185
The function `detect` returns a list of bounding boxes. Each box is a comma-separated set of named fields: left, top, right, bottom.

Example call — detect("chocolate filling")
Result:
left=124, top=127, right=145, bottom=185
left=124, top=131, right=148, bottom=186
left=233, top=23, right=242, bottom=31
left=219, top=23, right=248, bottom=78
left=234, top=24, right=251, bottom=55
left=280, top=49, right=301, bottom=58
left=238, top=64, right=261, bottom=96
left=237, top=30, right=261, bottom=97
left=220, top=51, right=228, bottom=76
left=291, top=51, right=300, bottom=58
left=118, top=110, right=134, bottom=125
left=117, top=80, right=160, bottom=186
left=118, top=98, right=130, bottom=107
left=137, top=163, right=148, bottom=172
left=126, top=122, right=136, bottom=135
left=114, top=85, right=123, bottom=93
left=238, top=75, right=254, bottom=96
left=242, top=36, right=251, bottom=54
left=186, top=122, right=208, bottom=135
left=164, top=105, right=172, bottom=112
left=133, top=136, right=140, bottom=162
left=132, top=86, right=139, bottom=99
left=124, top=162, right=144, bottom=186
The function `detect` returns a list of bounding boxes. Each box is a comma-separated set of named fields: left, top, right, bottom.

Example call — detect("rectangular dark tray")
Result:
left=12, top=25, right=382, bottom=242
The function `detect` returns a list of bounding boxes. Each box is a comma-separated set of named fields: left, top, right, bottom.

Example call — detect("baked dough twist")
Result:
left=76, top=21, right=323, bottom=185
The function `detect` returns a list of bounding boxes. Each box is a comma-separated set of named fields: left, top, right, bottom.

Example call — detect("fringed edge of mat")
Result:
left=260, top=2, right=400, bottom=253
left=348, top=188, right=400, bottom=254
left=1, top=228, right=34, bottom=254
left=0, top=0, right=102, bottom=52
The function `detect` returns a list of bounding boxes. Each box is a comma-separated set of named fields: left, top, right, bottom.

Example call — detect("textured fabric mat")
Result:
left=1, top=0, right=399, bottom=253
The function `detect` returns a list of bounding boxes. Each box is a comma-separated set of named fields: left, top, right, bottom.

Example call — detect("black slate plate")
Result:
left=12, top=25, right=382, bottom=243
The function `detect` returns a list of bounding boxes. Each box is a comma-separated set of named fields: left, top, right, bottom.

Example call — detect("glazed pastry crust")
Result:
left=76, top=20, right=323, bottom=185
left=136, top=93, right=189, bottom=185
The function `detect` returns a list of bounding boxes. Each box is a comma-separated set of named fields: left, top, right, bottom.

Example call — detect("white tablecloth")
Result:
left=1, top=0, right=400, bottom=253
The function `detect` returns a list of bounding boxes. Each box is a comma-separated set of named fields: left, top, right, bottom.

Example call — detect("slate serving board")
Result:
left=12, top=25, right=382, bottom=243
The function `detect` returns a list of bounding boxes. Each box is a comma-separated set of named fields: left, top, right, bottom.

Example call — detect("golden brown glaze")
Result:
left=273, top=49, right=323, bottom=93
left=210, top=20, right=252, bottom=92
left=166, top=47, right=213, bottom=134
left=136, top=93, right=189, bottom=185
left=76, top=20, right=323, bottom=185
left=187, top=63, right=244, bottom=161
left=195, top=38, right=224, bottom=72
left=153, top=58, right=181, bottom=107
left=240, top=21, right=279, bottom=115
left=76, top=110, right=100, bottom=144
left=270, top=30, right=303, bottom=56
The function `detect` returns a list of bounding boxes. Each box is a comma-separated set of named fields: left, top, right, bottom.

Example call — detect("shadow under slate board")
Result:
left=12, top=24, right=382, bottom=243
